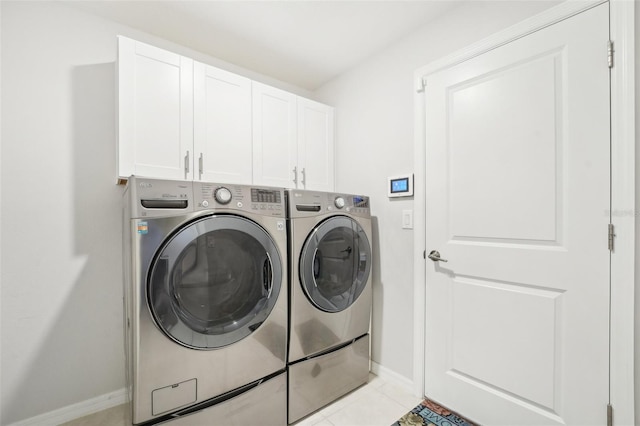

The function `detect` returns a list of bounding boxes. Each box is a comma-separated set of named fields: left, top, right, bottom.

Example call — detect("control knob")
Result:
left=334, top=197, right=345, bottom=209
left=214, top=187, right=232, bottom=204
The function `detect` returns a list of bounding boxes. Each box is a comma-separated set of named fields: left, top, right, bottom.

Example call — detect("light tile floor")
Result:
left=61, top=373, right=421, bottom=426
left=293, top=374, right=420, bottom=426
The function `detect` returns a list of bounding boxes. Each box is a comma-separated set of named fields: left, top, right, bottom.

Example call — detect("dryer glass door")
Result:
left=148, top=215, right=282, bottom=349
left=300, top=216, right=371, bottom=313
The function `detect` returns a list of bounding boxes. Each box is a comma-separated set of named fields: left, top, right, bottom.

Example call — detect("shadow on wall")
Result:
left=71, top=62, right=126, bottom=403
left=370, top=216, right=383, bottom=367
left=4, top=63, right=126, bottom=424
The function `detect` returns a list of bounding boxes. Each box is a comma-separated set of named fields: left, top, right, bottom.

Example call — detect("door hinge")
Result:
left=607, top=403, right=613, bottom=426
left=607, top=40, right=614, bottom=68
left=608, top=224, right=616, bottom=252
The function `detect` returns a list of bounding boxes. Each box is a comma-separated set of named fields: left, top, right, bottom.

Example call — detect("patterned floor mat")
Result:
left=392, top=398, right=478, bottom=426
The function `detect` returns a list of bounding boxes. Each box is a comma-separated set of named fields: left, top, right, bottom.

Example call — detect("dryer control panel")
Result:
left=288, top=189, right=370, bottom=219
left=194, top=182, right=285, bottom=218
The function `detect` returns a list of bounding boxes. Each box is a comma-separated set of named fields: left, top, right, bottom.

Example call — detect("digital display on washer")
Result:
left=251, top=188, right=282, bottom=204
left=353, top=196, right=369, bottom=208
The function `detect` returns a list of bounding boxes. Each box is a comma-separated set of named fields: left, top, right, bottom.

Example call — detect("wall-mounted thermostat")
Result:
left=388, top=174, right=413, bottom=198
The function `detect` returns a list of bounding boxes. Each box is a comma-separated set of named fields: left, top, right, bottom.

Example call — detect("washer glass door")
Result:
left=148, top=215, right=282, bottom=349
left=299, top=216, right=371, bottom=313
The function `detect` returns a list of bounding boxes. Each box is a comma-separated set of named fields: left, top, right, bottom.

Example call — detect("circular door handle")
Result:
left=428, top=250, right=448, bottom=262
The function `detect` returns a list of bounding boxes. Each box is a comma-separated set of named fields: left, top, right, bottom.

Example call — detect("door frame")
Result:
left=412, top=0, right=635, bottom=424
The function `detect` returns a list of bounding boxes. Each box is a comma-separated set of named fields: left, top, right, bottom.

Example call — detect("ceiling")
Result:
left=66, top=1, right=464, bottom=91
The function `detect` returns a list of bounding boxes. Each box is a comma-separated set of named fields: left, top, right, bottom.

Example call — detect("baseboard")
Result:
left=10, top=388, right=127, bottom=426
left=371, top=361, right=414, bottom=393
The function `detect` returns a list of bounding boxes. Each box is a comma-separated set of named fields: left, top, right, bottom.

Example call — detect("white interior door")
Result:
left=423, top=4, right=610, bottom=425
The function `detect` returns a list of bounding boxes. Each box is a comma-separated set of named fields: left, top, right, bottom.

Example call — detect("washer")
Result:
left=123, top=177, right=288, bottom=425
left=286, top=189, right=373, bottom=423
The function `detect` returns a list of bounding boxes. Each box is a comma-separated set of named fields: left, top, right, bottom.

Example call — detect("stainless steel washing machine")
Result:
left=286, top=189, right=373, bottom=423
left=123, top=177, right=288, bottom=425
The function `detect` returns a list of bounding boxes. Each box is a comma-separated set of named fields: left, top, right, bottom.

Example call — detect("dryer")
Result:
left=286, top=189, right=373, bottom=423
left=123, top=177, right=288, bottom=425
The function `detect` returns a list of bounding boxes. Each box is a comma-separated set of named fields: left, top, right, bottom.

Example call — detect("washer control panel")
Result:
left=288, top=189, right=370, bottom=218
left=194, top=182, right=285, bottom=217
left=332, top=194, right=370, bottom=215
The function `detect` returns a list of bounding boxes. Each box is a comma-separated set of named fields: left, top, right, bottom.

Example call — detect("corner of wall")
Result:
left=635, top=1, right=640, bottom=421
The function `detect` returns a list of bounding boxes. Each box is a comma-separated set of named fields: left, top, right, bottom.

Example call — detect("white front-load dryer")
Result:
left=286, top=189, right=373, bottom=423
left=123, top=177, right=288, bottom=425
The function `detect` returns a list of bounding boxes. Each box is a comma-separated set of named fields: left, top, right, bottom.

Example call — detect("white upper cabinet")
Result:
left=118, top=36, right=194, bottom=181
left=252, top=82, right=298, bottom=189
left=194, top=63, right=252, bottom=184
left=297, top=98, right=334, bottom=192
left=118, top=36, right=333, bottom=189
left=252, top=83, right=335, bottom=191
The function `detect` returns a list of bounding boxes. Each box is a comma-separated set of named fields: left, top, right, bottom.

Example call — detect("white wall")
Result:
left=1, top=3, right=122, bottom=424
left=314, top=0, right=571, bottom=383
left=0, top=2, right=309, bottom=424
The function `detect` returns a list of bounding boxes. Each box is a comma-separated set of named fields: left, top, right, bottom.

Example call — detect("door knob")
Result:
left=427, top=250, right=448, bottom=262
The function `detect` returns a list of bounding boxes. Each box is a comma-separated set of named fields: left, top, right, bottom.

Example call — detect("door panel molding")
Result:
left=412, top=1, right=635, bottom=424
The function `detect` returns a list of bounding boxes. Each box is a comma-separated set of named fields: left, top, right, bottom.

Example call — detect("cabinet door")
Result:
left=118, top=36, right=193, bottom=181
left=297, top=98, right=334, bottom=191
left=194, top=63, right=252, bottom=184
left=252, top=82, right=298, bottom=188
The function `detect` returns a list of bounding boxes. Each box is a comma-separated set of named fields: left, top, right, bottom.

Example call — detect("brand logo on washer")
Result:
left=139, top=182, right=152, bottom=188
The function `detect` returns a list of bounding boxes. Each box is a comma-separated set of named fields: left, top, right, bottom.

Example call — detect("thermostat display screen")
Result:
left=390, top=178, right=409, bottom=194
left=388, top=174, right=413, bottom=198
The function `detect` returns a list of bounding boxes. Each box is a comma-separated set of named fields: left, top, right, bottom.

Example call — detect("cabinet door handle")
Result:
left=184, top=151, right=190, bottom=179
left=199, top=153, right=203, bottom=180
left=293, top=166, right=298, bottom=187
left=301, top=168, right=306, bottom=188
